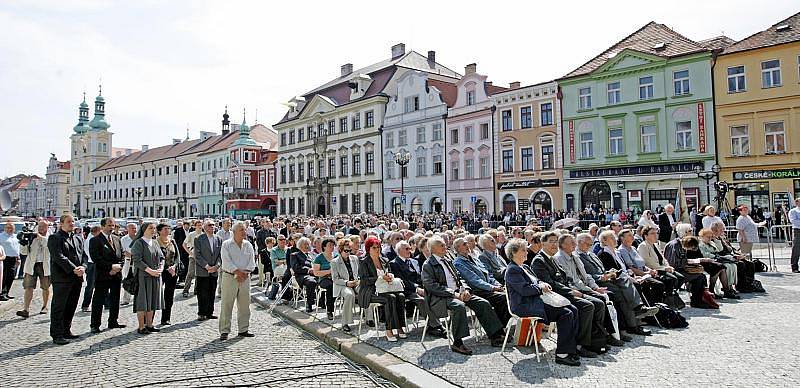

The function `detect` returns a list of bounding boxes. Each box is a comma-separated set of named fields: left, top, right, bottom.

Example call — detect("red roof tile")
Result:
left=426, top=78, right=458, bottom=107
left=723, top=12, right=800, bottom=54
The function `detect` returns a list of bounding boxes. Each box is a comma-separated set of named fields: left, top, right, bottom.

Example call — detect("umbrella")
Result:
left=551, top=218, right=579, bottom=230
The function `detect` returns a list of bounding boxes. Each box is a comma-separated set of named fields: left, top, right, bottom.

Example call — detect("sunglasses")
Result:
left=342, top=249, right=351, bottom=253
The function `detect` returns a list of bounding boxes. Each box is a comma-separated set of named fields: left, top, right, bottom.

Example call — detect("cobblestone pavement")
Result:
left=0, top=279, right=393, bottom=388
left=351, top=259, right=800, bottom=387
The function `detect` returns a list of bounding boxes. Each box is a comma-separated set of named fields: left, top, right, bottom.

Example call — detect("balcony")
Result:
left=229, top=188, right=258, bottom=199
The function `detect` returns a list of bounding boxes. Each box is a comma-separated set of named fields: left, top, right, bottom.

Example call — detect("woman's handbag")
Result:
left=375, top=271, right=404, bottom=294
left=122, top=266, right=138, bottom=295
left=684, top=264, right=705, bottom=274
left=539, top=290, right=571, bottom=308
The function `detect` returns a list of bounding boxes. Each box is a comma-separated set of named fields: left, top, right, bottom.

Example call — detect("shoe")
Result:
left=198, top=315, right=208, bottom=321
left=137, top=328, right=151, bottom=335
left=387, top=335, right=397, bottom=342
left=53, top=338, right=70, bottom=345
left=160, top=321, right=171, bottom=326
left=208, top=315, right=218, bottom=320
left=342, top=325, right=352, bottom=333
left=629, top=326, right=652, bottom=336
left=723, top=290, right=741, bottom=300
left=398, top=332, right=408, bottom=339
left=64, top=333, right=80, bottom=339
left=577, top=348, right=598, bottom=358
left=606, top=336, right=625, bottom=347
left=120, top=301, right=130, bottom=306
left=145, top=326, right=160, bottom=333
left=40, top=308, right=48, bottom=314
left=327, top=312, right=334, bottom=320
left=714, top=293, right=724, bottom=300
left=450, top=344, right=473, bottom=355
left=0, top=295, right=8, bottom=301
left=620, top=333, right=633, bottom=342
left=427, top=327, right=447, bottom=339
left=220, top=333, right=228, bottom=340
left=555, top=355, right=581, bottom=366
left=91, top=327, right=102, bottom=334
left=16, top=310, right=29, bottom=318
left=792, top=269, right=800, bottom=273
left=238, top=331, right=254, bottom=338
left=634, top=306, right=659, bottom=319
left=108, top=323, right=127, bottom=329
left=587, top=346, right=608, bottom=354
left=182, top=292, right=189, bottom=298
left=5, top=294, right=14, bottom=299
left=367, top=320, right=375, bottom=327
left=81, top=307, right=90, bottom=313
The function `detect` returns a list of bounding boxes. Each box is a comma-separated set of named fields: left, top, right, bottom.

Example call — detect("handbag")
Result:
left=539, top=291, right=570, bottom=308
left=685, top=264, right=704, bottom=274
left=606, top=302, right=621, bottom=340
left=375, top=275, right=404, bottom=294
left=122, top=266, right=138, bottom=295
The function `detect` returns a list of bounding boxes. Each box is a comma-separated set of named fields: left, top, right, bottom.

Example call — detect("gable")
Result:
left=297, top=95, right=336, bottom=120
left=595, top=49, right=664, bottom=74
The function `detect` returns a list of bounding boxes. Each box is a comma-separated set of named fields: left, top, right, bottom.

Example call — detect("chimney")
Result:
left=427, top=50, right=436, bottom=63
left=141, top=145, right=149, bottom=152
left=465, top=63, right=477, bottom=75
left=486, top=81, right=493, bottom=87
left=391, top=43, right=405, bottom=58
left=172, top=138, right=182, bottom=145
left=341, top=63, right=353, bottom=77
left=510, top=81, right=521, bottom=89
left=125, top=149, right=132, bottom=156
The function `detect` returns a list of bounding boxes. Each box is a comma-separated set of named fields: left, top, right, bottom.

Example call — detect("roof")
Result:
left=94, top=132, right=238, bottom=172
left=485, top=83, right=508, bottom=96
left=62, top=161, right=71, bottom=169
left=426, top=78, right=458, bottom=107
left=723, top=12, right=800, bottom=54
left=699, top=35, right=736, bottom=51
left=562, top=22, right=709, bottom=79
left=111, top=147, right=137, bottom=158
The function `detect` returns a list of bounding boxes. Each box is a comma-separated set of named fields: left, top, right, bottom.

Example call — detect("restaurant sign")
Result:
left=569, top=162, right=702, bottom=179
left=497, top=179, right=560, bottom=190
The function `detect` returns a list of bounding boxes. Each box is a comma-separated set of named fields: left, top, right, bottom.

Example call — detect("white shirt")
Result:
left=702, top=215, right=724, bottom=229
left=121, top=234, right=135, bottom=257
left=84, top=235, right=94, bottom=263
left=221, top=238, right=256, bottom=273
left=436, top=255, right=458, bottom=290
left=216, top=229, right=232, bottom=242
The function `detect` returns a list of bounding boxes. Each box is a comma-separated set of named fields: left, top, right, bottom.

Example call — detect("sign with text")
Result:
left=698, top=103, right=706, bottom=153
left=497, top=179, right=560, bottom=190
left=568, top=121, right=575, bottom=163
left=734, top=168, right=800, bottom=181
left=569, top=162, right=702, bottom=179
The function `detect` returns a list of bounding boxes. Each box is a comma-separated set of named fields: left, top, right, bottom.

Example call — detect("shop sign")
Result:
left=497, top=179, right=560, bottom=190
left=569, top=162, right=702, bottom=179
left=697, top=103, right=706, bottom=153
left=734, top=168, right=800, bottom=181
left=568, top=121, right=575, bottom=163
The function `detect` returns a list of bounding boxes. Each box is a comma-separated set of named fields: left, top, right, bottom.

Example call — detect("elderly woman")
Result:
left=156, top=223, right=180, bottom=326
left=331, top=238, right=359, bottom=332
left=617, top=229, right=666, bottom=304
left=358, top=236, right=407, bottom=341
left=131, top=222, right=164, bottom=334
left=290, top=237, right=317, bottom=313
left=637, top=210, right=657, bottom=229
left=504, top=238, right=580, bottom=366
left=702, top=206, right=724, bottom=230
left=698, top=228, right=738, bottom=299
left=313, top=237, right=337, bottom=320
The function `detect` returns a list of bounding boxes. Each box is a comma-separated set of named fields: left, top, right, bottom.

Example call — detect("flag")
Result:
left=675, top=175, right=689, bottom=223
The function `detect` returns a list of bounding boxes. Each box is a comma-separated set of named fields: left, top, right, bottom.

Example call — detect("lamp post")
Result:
left=218, top=175, right=228, bottom=217
left=47, top=198, right=53, bottom=217
left=177, top=196, right=186, bottom=218
left=694, top=164, right=720, bottom=205
left=136, top=188, right=143, bottom=217
left=84, top=194, right=90, bottom=218
left=394, top=150, right=411, bottom=218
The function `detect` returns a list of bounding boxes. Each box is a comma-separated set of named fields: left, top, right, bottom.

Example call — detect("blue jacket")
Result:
left=504, top=262, right=546, bottom=320
left=454, top=254, right=497, bottom=291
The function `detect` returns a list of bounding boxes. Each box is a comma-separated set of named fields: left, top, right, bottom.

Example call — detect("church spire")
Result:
left=72, top=92, right=91, bottom=134
left=221, top=105, right=230, bottom=135
left=233, top=107, right=256, bottom=146
left=89, top=84, right=110, bottom=131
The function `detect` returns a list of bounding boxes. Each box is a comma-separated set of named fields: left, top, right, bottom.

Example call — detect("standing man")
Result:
left=119, top=223, right=137, bottom=306
left=215, top=218, right=233, bottom=298
left=89, top=217, right=126, bottom=333
left=182, top=219, right=203, bottom=298
left=657, top=204, right=676, bottom=250
left=0, top=222, right=21, bottom=299
left=173, top=220, right=190, bottom=284
left=16, top=220, right=51, bottom=318
left=218, top=221, right=256, bottom=340
left=736, top=204, right=765, bottom=258
left=48, top=214, right=85, bottom=345
left=195, top=220, right=222, bottom=321
left=80, top=226, right=101, bottom=313
left=788, top=199, right=800, bottom=273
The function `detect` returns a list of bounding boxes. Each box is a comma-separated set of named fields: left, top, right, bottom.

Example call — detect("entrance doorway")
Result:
left=531, top=191, right=553, bottom=211
left=475, top=199, right=487, bottom=214
left=430, top=197, right=443, bottom=213
left=317, top=196, right=326, bottom=216
left=581, top=181, right=611, bottom=211
left=502, top=194, right=516, bottom=214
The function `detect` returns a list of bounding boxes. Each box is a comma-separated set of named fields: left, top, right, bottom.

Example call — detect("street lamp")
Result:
left=218, top=175, right=228, bottom=217
left=136, top=187, right=143, bottom=217
left=394, top=150, right=411, bottom=218
left=84, top=194, right=90, bottom=218
left=177, top=196, right=186, bottom=218
left=47, top=198, right=53, bottom=217
left=694, top=164, right=720, bottom=205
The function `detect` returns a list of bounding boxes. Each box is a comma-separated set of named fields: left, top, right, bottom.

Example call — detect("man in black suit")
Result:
left=657, top=204, right=676, bottom=249
left=195, top=220, right=222, bottom=320
left=389, top=240, right=434, bottom=326
left=531, top=231, right=608, bottom=357
left=289, top=237, right=317, bottom=313
left=48, top=214, right=85, bottom=345
left=89, top=217, right=126, bottom=333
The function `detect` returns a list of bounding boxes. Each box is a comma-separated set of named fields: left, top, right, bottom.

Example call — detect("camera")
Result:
left=714, top=181, right=729, bottom=195
left=17, top=228, right=37, bottom=247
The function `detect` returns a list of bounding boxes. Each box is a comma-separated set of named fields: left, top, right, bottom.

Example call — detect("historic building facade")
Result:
left=714, top=13, right=800, bottom=211
left=493, top=81, right=562, bottom=214
left=560, top=22, right=719, bottom=213
left=382, top=70, right=454, bottom=215
left=226, top=121, right=279, bottom=218
left=45, top=155, right=71, bottom=217
left=275, top=44, right=460, bottom=216
left=445, top=64, right=504, bottom=215
left=69, top=90, right=113, bottom=218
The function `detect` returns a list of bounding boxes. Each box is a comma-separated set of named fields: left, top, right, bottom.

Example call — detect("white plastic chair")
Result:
left=420, top=313, right=453, bottom=345
left=500, top=290, right=545, bottom=361
left=290, top=277, right=305, bottom=309
left=357, top=302, right=382, bottom=340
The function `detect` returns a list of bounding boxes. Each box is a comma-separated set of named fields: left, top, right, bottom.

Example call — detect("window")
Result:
left=450, top=160, right=460, bottom=180
left=479, top=157, right=489, bottom=178
left=639, top=76, right=654, bottom=100
left=730, top=126, right=749, bottom=156
left=520, top=148, right=533, bottom=171
left=609, top=127, right=624, bottom=155
left=540, top=103, right=553, bottom=125
left=298, top=198, right=304, bottom=215
left=502, top=110, right=512, bottom=131
left=385, top=132, right=394, bottom=148
left=580, top=132, right=593, bottom=158
left=288, top=164, right=295, bottom=183
left=676, top=121, right=693, bottom=150
left=480, top=123, right=489, bottom=139
left=464, top=159, right=474, bottom=179
left=466, top=90, right=476, bottom=105
left=307, top=161, right=314, bottom=178
left=365, top=111, right=374, bottom=128
left=191, top=162, right=195, bottom=171
left=298, top=162, right=304, bottom=181
left=761, top=60, right=781, bottom=88
left=765, top=122, right=786, bottom=154
left=318, top=123, right=326, bottom=137
left=328, top=158, right=336, bottom=177
left=352, top=154, right=361, bottom=175
left=352, top=194, right=361, bottom=213
left=298, top=127, right=305, bottom=142
left=318, top=159, right=324, bottom=177
left=280, top=133, right=287, bottom=146
left=404, top=96, right=419, bottom=112
left=450, top=128, right=459, bottom=144
left=352, top=114, right=361, bottom=130
left=340, top=117, right=348, bottom=133
left=541, top=145, right=554, bottom=170
left=502, top=150, right=514, bottom=172
left=464, top=126, right=473, bottom=143
left=432, top=123, right=443, bottom=141
left=328, top=120, right=336, bottom=135
left=520, top=107, right=532, bottom=128
left=579, top=87, right=592, bottom=109
left=398, top=129, right=407, bottom=146
left=640, top=124, right=657, bottom=153
left=288, top=198, right=295, bottom=214
left=308, top=125, right=314, bottom=138
left=340, top=195, right=348, bottom=214
left=727, top=66, right=746, bottom=92
left=416, top=156, right=426, bottom=176
left=416, top=127, right=426, bottom=143
left=386, top=161, right=395, bottom=179
left=433, top=155, right=443, bottom=175
left=365, top=193, right=375, bottom=213
left=673, top=70, right=690, bottom=95
left=365, top=152, right=374, bottom=174
left=453, top=199, right=462, bottom=213
left=607, top=82, right=621, bottom=104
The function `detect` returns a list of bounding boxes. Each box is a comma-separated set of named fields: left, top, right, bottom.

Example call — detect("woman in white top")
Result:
left=637, top=210, right=657, bottom=229
left=702, top=206, right=724, bottom=230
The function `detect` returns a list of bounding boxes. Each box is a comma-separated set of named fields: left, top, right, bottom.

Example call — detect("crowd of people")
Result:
left=0, top=198, right=781, bottom=366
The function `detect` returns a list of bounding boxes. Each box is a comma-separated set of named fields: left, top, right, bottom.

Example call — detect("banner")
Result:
left=568, top=121, right=575, bottom=163
left=697, top=103, right=706, bottom=153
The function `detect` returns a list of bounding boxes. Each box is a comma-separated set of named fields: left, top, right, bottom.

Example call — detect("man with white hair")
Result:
left=119, top=223, right=138, bottom=305
left=657, top=204, right=677, bottom=249
left=453, top=237, right=510, bottom=327
left=477, top=234, right=507, bottom=284
left=16, top=220, right=51, bottom=318
left=218, top=221, right=256, bottom=340
left=390, top=240, right=442, bottom=336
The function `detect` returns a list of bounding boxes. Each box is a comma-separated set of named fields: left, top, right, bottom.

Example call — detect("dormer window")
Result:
left=404, top=96, right=419, bottom=112
left=466, top=90, right=476, bottom=105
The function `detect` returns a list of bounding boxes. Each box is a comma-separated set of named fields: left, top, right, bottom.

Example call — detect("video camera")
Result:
left=17, top=226, right=37, bottom=247
left=714, top=181, right=729, bottom=195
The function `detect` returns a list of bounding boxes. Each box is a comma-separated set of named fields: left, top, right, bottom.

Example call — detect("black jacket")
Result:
left=389, top=257, right=421, bottom=296
left=657, top=212, right=674, bottom=242
left=289, top=250, right=313, bottom=281
left=48, top=230, right=84, bottom=284
left=89, top=233, right=123, bottom=282
left=597, top=250, right=624, bottom=271
left=530, top=251, right=573, bottom=298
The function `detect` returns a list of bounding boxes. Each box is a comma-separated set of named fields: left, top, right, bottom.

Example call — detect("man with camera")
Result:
left=16, top=221, right=51, bottom=318
left=0, top=222, right=21, bottom=300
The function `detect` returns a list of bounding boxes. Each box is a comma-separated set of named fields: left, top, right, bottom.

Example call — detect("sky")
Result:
left=0, top=0, right=797, bottom=178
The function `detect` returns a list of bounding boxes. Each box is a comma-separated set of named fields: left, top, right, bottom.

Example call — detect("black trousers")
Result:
left=91, top=278, right=121, bottom=329
left=701, top=261, right=726, bottom=290
left=178, top=253, right=189, bottom=282
left=196, top=276, right=218, bottom=317
left=2, top=256, right=18, bottom=294
left=544, top=303, right=578, bottom=355
left=50, top=281, right=82, bottom=339
left=317, top=277, right=334, bottom=313
left=472, top=289, right=511, bottom=326
left=678, top=270, right=707, bottom=303
left=371, top=292, right=406, bottom=331
left=161, top=270, right=178, bottom=323
left=657, top=270, right=682, bottom=295
left=81, top=262, right=96, bottom=309
left=637, top=278, right=666, bottom=305
left=296, top=275, right=318, bottom=305
left=737, top=260, right=756, bottom=287
left=567, top=292, right=608, bottom=348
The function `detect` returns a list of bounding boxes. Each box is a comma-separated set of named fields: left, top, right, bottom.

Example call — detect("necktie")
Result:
left=652, top=244, right=664, bottom=266
left=442, top=258, right=462, bottom=289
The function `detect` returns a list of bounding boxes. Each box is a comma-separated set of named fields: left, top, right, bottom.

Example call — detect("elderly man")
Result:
left=736, top=204, right=765, bottom=258
left=290, top=237, right=317, bottom=313
left=390, top=240, right=443, bottom=336
left=477, top=234, right=507, bottom=284
left=195, top=220, right=222, bottom=321
left=0, top=222, right=21, bottom=299
left=16, top=221, right=51, bottom=318
left=215, top=218, right=234, bottom=298
left=48, top=214, right=85, bottom=345
left=119, top=223, right=137, bottom=305
left=89, top=218, right=126, bottom=333
left=658, top=204, right=677, bottom=249
left=453, top=237, right=510, bottom=326
left=422, top=236, right=505, bottom=355
left=382, top=232, right=402, bottom=262
left=182, top=219, right=203, bottom=298
left=219, top=221, right=256, bottom=340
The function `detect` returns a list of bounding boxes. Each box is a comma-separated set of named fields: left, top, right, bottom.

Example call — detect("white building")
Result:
left=45, top=155, right=71, bottom=217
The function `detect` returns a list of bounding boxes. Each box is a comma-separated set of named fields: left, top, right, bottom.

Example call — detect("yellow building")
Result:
left=714, top=12, right=800, bottom=213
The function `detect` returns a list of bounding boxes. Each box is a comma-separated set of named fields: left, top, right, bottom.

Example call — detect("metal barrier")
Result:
left=767, top=224, right=793, bottom=272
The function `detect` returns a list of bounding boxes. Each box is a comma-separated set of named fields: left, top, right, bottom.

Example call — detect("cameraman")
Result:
left=17, top=227, right=36, bottom=280
left=0, top=222, right=21, bottom=300
left=16, top=221, right=51, bottom=318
